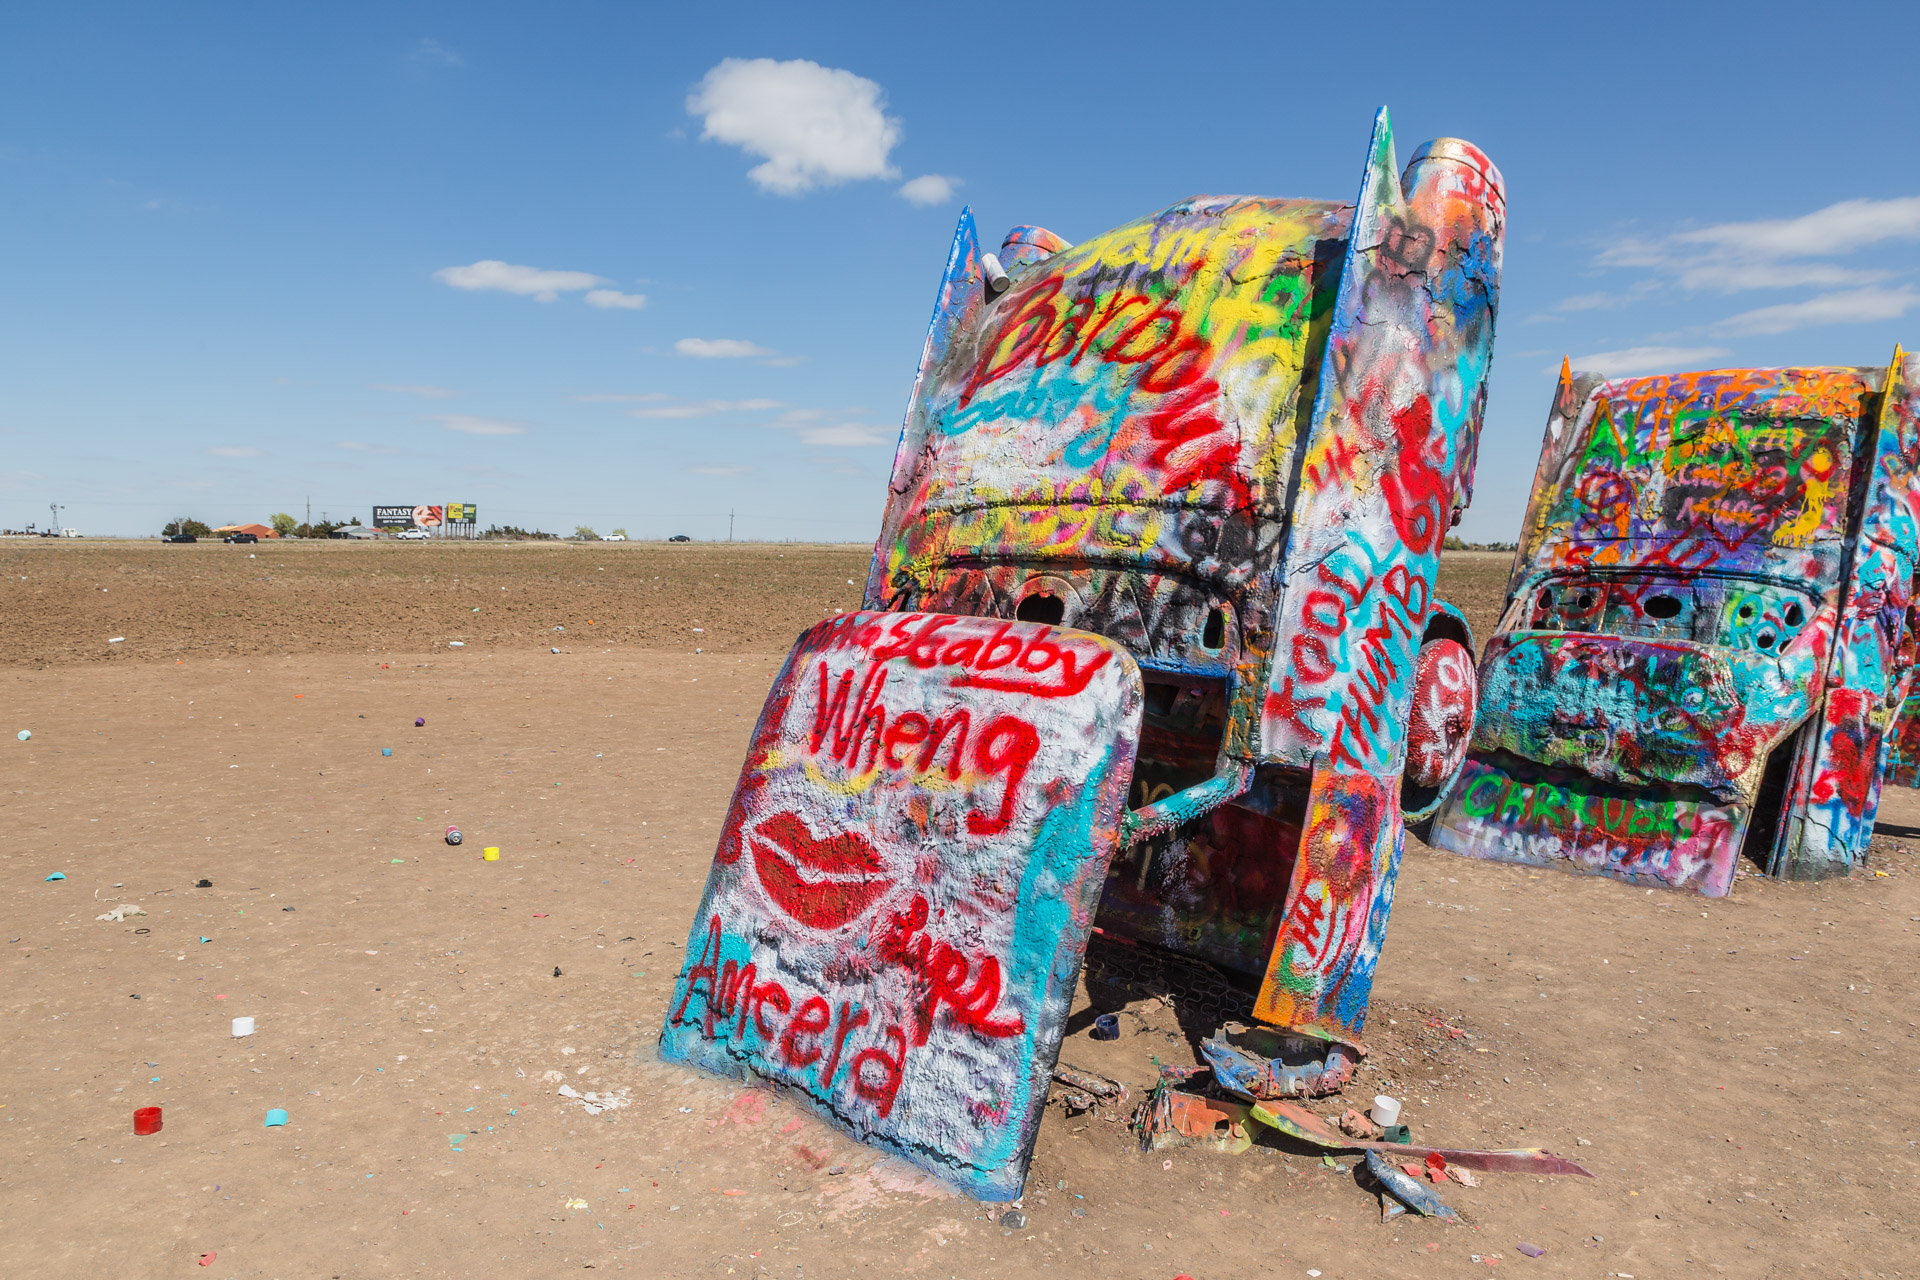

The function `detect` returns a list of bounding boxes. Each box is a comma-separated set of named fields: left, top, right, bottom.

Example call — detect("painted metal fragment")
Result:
left=1431, top=352, right=1920, bottom=891
left=1251, top=1099, right=1594, bottom=1177
left=1364, top=1150, right=1463, bottom=1220
left=660, top=611, right=1141, bottom=1200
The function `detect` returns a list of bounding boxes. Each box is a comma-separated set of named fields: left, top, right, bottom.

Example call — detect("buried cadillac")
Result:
left=661, top=109, right=1505, bottom=1198
left=1429, top=353, right=1920, bottom=896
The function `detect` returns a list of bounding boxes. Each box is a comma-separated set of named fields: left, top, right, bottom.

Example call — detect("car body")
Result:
left=225, top=532, right=258, bottom=544
left=1429, top=354, right=1920, bottom=894
left=662, top=110, right=1505, bottom=1199
left=666, top=534, right=691, bottom=543
left=603, top=533, right=627, bottom=542
left=394, top=528, right=431, bottom=541
left=165, top=534, right=197, bottom=543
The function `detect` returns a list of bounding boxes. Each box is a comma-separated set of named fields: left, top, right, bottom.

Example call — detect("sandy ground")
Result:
left=2, top=543, right=1917, bottom=1279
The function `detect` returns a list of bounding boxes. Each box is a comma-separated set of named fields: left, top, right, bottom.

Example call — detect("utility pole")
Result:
left=729, top=509, right=735, bottom=542
left=305, top=496, right=311, bottom=526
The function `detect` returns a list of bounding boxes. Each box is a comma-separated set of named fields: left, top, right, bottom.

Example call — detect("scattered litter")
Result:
left=551, top=648, right=561, bottom=654
left=483, top=847, right=500, bottom=861
left=1339, top=1107, right=1383, bottom=1140
left=1001, top=1209, right=1027, bottom=1229
left=1364, top=1151, right=1460, bottom=1221
left=553, top=966, right=563, bottom=978
left=1250, top=1099, right=1593, bottom=1176
left=1425, top=1152, right=1450, bottom=1183
left=109, top=637, right=125, bottom=644
left=198, top=936, right=210, bottom=944
left=232, top=1017, right=255, bottom=1037
left=1371, top=1094, right=1402, bottom=1127
left=448, top=641, right=465, bottom=647
left=44, top=872, right=65, bottom=882
left=1517, top=1243, right=1545, bottom=1258
left=381, top=748, right=392, bottom=756
left=566, top=1198, right=589, bottom=1208
left=96, top=904, right=147, bottom=922
left=415, top=717, right=425, bottom=727
left=1449, top=1166, right=1481, bottom=1187
left=197, top=1253, right=216, bottom=1267
left=196, top=879, right=212, bottom=888
left=1053, top=1062, right=1127, bottom=1102
left=263, top=1108, right=289, bottom=1128
left=1090, top=1013, right=1120, bottom=1040
left=449, top=1134, right=465, bottom=1150
left=445, top=827, right=463, bottom=846
left=16, top=730, right=29, bottom=741
left=557, top=1084, right=633, bottom=1116
left=134, top=1106, right=163, bottom=1135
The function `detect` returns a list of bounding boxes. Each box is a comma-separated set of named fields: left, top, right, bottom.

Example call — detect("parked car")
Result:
left=603, top=534, right=627, bottom=542
left=394, top=528, right=431, bottom=541
left=1428, top=353, right=1920, bottom=895
left=666, top=534, right=691, bottom=543
left=165, top=534, right=197, bottom=543
left=661, top=111, right=1506, bottom=1199
left=225, top=532, right=258, bottom=544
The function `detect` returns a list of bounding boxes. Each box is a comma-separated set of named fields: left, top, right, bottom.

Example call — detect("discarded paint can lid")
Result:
left=445, top=827, right=463, bottom=846
left=133, top=1106, right=163, bottom=1135
left=483, top=847, right=500, bottom=861
left=232, top=1016, right=255, bottom=1037
left=1382, top=1123, right=1412, bottom=1145
left=381, top=747, right=392, bottom=756
left=264, top=1108, right=289, bottom=1128
left=1090, top=1013, right=1120, bottom=1041
left=1371, top=1094, right=1402, bottom=1127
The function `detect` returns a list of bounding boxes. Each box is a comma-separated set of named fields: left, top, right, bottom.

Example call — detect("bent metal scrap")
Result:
left=664, top=109, right=1505, bottom=1198
left=1430, top=353, right=1920, bottom=895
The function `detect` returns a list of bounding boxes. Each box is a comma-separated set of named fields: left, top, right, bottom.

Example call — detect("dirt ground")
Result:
left=3, top=542, right=1917, bottom=1279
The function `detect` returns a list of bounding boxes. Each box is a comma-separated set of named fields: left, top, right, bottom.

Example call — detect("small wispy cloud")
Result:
left=569, top=393, right=672, bottom=404
left=374, top=383, right=460, bottom=399
left=206, top=446, right=263, bottom=458
left=435, top=260, right=605, bottom=302
left=633, top=398, right=786, bottom=420
left=339, top=441, right=403, bottom=455
left=1713, top=286, right=1919, bottom=336
left=771, top=407, right=891, bottom=447
left=675, top=337, right=776, bottom=359
left=1569, top=346, right=1733, bottom=378
left=426, top=414, right=529, bottom=436
left=413, top=38, right=463, bottom=67
left=584, top=289, right=648, bottom=310
left=689, top=464, right=753, bottom=476
left=898, top=174, right=962, bottom=206
left=688, top=57, right=901, bottom=195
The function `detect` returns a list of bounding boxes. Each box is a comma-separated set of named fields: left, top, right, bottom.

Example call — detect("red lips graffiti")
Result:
left=748, top=811, right=894, bottom=931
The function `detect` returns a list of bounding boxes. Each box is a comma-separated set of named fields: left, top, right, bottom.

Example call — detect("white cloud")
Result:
left=1569, top=346, right=1733, bottom=378
left=339, top=441, right=402, bottom=455
left=426, top=414, right=529, bottom=436
left=688, top=57, right=901, bottom=195
left=413, top=38, right=462, bottom=67
left=1671, top=195, right=1920, bottom=261
left=435, top=260, right=605, bottom=302
left=898, top=174, right=961, bottom=206
left=1713, top=286, right=1919, bottom=336
left=584, top=289, right=648, bottom=310
left=374, top=383, right=460, bottom=399
left=569, top=392, right=672, bottom=404
left=794, top=423, right=893, bottom=447
left=675, top=337, right=775, bottom=359
left=690, top=464, right=754, bottom=476
left=632, top=398, right=786, bottom=420
left=206, top=446, right=262, bottom=458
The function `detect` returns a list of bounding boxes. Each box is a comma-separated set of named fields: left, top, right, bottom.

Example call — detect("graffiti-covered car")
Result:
left=661, top=109, right=1505, bottom=1199
left=1429, top=354, right=1920, bottom=896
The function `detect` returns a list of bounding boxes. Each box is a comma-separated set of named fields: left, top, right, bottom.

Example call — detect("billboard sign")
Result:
left=372, top=505, right=415, bottom=529
left=413, top=505, right=444, bottom=528
left=446, top=503, right=477, bottom=523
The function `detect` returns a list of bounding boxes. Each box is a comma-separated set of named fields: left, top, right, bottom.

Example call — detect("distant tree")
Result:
left=574, top=526, right=600, bottom=541
left=610, top=527, right=628, bottom=538
left=270, top=513, right=298, bottom=537
left=1442, top=534, right=1467, bottom=551
left=163, top=517, right=213, bottom=538
left=293, top=520, right=340, bottom=539
left=483, top=524, right=558, bottom=541
left=348, top=516, right=362, bottom=525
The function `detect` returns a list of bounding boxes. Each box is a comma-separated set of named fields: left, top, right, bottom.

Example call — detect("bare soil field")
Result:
left=2, top=542, right=1916, bottom=1279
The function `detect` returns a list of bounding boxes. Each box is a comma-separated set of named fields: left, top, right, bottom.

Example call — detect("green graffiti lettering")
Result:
left=1462, top=775, right=1502, bottom=818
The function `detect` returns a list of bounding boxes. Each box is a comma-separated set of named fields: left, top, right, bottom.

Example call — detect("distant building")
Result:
left=329, top=525, right=381, bottom=539
left=213, top=523, right=277, bottom=539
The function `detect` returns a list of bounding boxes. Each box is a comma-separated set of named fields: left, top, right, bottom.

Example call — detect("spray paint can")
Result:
left=445, top=827, right=462, bottom=846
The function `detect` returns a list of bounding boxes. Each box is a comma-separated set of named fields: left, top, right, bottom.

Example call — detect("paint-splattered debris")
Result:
left=557, top=1084, right=631, bottom=1116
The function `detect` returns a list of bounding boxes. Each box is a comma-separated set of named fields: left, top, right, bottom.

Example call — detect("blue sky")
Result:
left=4, top=2, right=1917, bottom=541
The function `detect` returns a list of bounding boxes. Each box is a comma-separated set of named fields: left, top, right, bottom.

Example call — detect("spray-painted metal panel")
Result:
left=659, top=612, right=1141, bottom=1200
left=1431, top=354, right=1920, bottom=892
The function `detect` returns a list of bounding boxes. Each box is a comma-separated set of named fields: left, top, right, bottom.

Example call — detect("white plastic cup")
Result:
left=232, top=1016, right=255, bottom=1038
left=1371, top=1094, right=1401, bottom=1127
